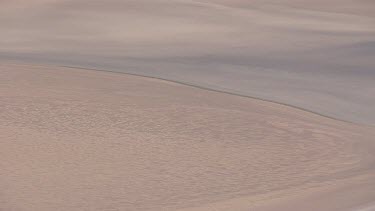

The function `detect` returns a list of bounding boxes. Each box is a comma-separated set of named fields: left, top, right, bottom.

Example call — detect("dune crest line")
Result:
left=59, top=65, right=356, bottom=125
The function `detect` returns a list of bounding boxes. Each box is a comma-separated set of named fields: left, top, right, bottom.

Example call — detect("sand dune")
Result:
left=1, top=1, right=374, bottom=210
left=0, top=0, right=374, bottom=124
left=1, top=64, right=374, bottom=210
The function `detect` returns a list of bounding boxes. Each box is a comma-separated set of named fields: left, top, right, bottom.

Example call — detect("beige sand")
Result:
left=1, top=0, right=375, bottom=124
left=1, top=64, right=374, bottom=210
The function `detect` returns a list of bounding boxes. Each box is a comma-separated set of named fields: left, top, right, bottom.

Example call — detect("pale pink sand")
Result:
left=1, top=64, right=374, bottom=210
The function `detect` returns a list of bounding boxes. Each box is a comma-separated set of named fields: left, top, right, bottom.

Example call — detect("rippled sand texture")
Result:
left=0, top=0, right=375, bottom=124
left=1, top=64, right=374, bottom=211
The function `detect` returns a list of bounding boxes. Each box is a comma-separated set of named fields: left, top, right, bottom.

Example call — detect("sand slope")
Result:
left=1, top=64, right=374, bottom=210
left=0, top=0, right=375, bottom=124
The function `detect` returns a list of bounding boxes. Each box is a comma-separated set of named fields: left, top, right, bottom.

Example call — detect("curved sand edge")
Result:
left=60, top=65, right=357, bottom=125
left=4, top=62, right=361, bottom=125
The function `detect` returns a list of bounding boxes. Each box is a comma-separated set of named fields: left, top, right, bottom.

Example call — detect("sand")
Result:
left=1, top=0, right=374, bottom=209
left=1, top=64, right=374, bottom=210
left=1, top=0, right=375, bottom=124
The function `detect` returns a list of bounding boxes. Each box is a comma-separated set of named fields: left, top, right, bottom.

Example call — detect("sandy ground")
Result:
left=1, top=64, right=374, bottom=210
left=1, top=0, right=375, bottom=124
left=1, top=1, right=374, bottom=209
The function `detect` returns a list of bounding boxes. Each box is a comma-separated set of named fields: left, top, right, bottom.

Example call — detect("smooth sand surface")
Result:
left=1, top=64, right=375, bottom=210
left=1, top=0, right=375, bottom=124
